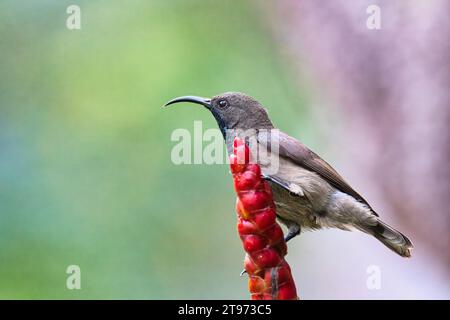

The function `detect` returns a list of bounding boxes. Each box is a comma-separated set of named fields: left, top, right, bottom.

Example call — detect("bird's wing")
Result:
left=263, top=174, right=304, bottom=197
left=258, top=131, right=378, bottom=216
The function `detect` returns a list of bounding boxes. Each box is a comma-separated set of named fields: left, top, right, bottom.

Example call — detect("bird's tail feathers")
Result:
left=363, top=220, right=413, bottom=258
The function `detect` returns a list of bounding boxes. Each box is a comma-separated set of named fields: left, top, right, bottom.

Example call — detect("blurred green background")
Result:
left=0, top=0, right=311, bottom=298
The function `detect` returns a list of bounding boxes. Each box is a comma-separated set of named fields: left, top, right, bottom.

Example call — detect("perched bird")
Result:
left=165, top=92, right=413, bottom=257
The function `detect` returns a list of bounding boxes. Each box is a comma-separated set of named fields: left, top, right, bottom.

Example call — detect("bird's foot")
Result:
left=284, top=225, right=301, bottom=243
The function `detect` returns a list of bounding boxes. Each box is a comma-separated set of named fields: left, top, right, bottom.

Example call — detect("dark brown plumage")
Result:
left=165, top=92, right=413, bottom=257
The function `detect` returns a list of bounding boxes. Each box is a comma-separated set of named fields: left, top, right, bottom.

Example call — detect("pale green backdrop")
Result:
left=0, top=0, right=310, bottom=299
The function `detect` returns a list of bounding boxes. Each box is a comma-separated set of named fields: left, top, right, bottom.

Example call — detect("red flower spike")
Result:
left=264, top=265, right=291, bottom=286
left=263, top=182, right=274, bottom=197
left=234, top=170, right=259, bottom=191
left=264, top=224, right=284, bottom=245
left=277, top=283, right=298, bottom=300
left=237, top=218, right=258, bottom=235
left=233, top=137, right=245, bottom=149
left=230, top=154, right=246, bottom=174
left=239, top=191, right=272, bottom=212
left=230, top=137, right=298, bottom=300
left=243, top=235, right=267, bottom=253
left=234, top=144, right=250, bottom=165
left=273, top=241, right=288, bottom=257
left=262, top=293, right=273, bottom=300
left=245, top=163, right=261, bottom=177
left=253, top=208, right=276, bottom=231
left=243, top=255, right=259, bottom=275
left=251, top=248, right=281, bottom=268
left=236, top=198, right=251, bottom=220
left=248, top=276, right=266, bottom=293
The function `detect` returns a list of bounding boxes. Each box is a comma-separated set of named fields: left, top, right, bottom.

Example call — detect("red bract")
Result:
left=243, top=235, right=267, bottom=253
left=239, top=191, right=272, bottom=212
left=237, top=218, right=258, bottom=235
left=230, top=137, right=298, bottom=300
left=253, top=208, right=276, bottom=231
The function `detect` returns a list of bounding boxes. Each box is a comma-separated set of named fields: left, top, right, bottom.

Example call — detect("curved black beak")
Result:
left=164, top=96, right=211, bottom=109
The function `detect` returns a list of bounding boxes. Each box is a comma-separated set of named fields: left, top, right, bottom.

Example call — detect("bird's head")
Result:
left=164, top=92, right=274, bottom=137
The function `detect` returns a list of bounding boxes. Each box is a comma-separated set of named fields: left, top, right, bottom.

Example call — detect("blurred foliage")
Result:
left=0, top=0, right=311, bottom=298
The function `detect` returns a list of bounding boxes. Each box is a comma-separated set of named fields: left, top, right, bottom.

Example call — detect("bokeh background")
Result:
left=0, top=0, right=449, bottom=299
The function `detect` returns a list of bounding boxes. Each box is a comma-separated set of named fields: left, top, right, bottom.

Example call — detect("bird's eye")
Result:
left=218, top=99, right=228, bottom=108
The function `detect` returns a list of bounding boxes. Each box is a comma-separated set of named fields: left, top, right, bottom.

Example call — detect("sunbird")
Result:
left=165, top=92, right=413, bottom=257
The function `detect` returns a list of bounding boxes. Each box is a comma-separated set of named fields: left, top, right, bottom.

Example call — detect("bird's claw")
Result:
left=284, top=225, right=301, bottom=243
